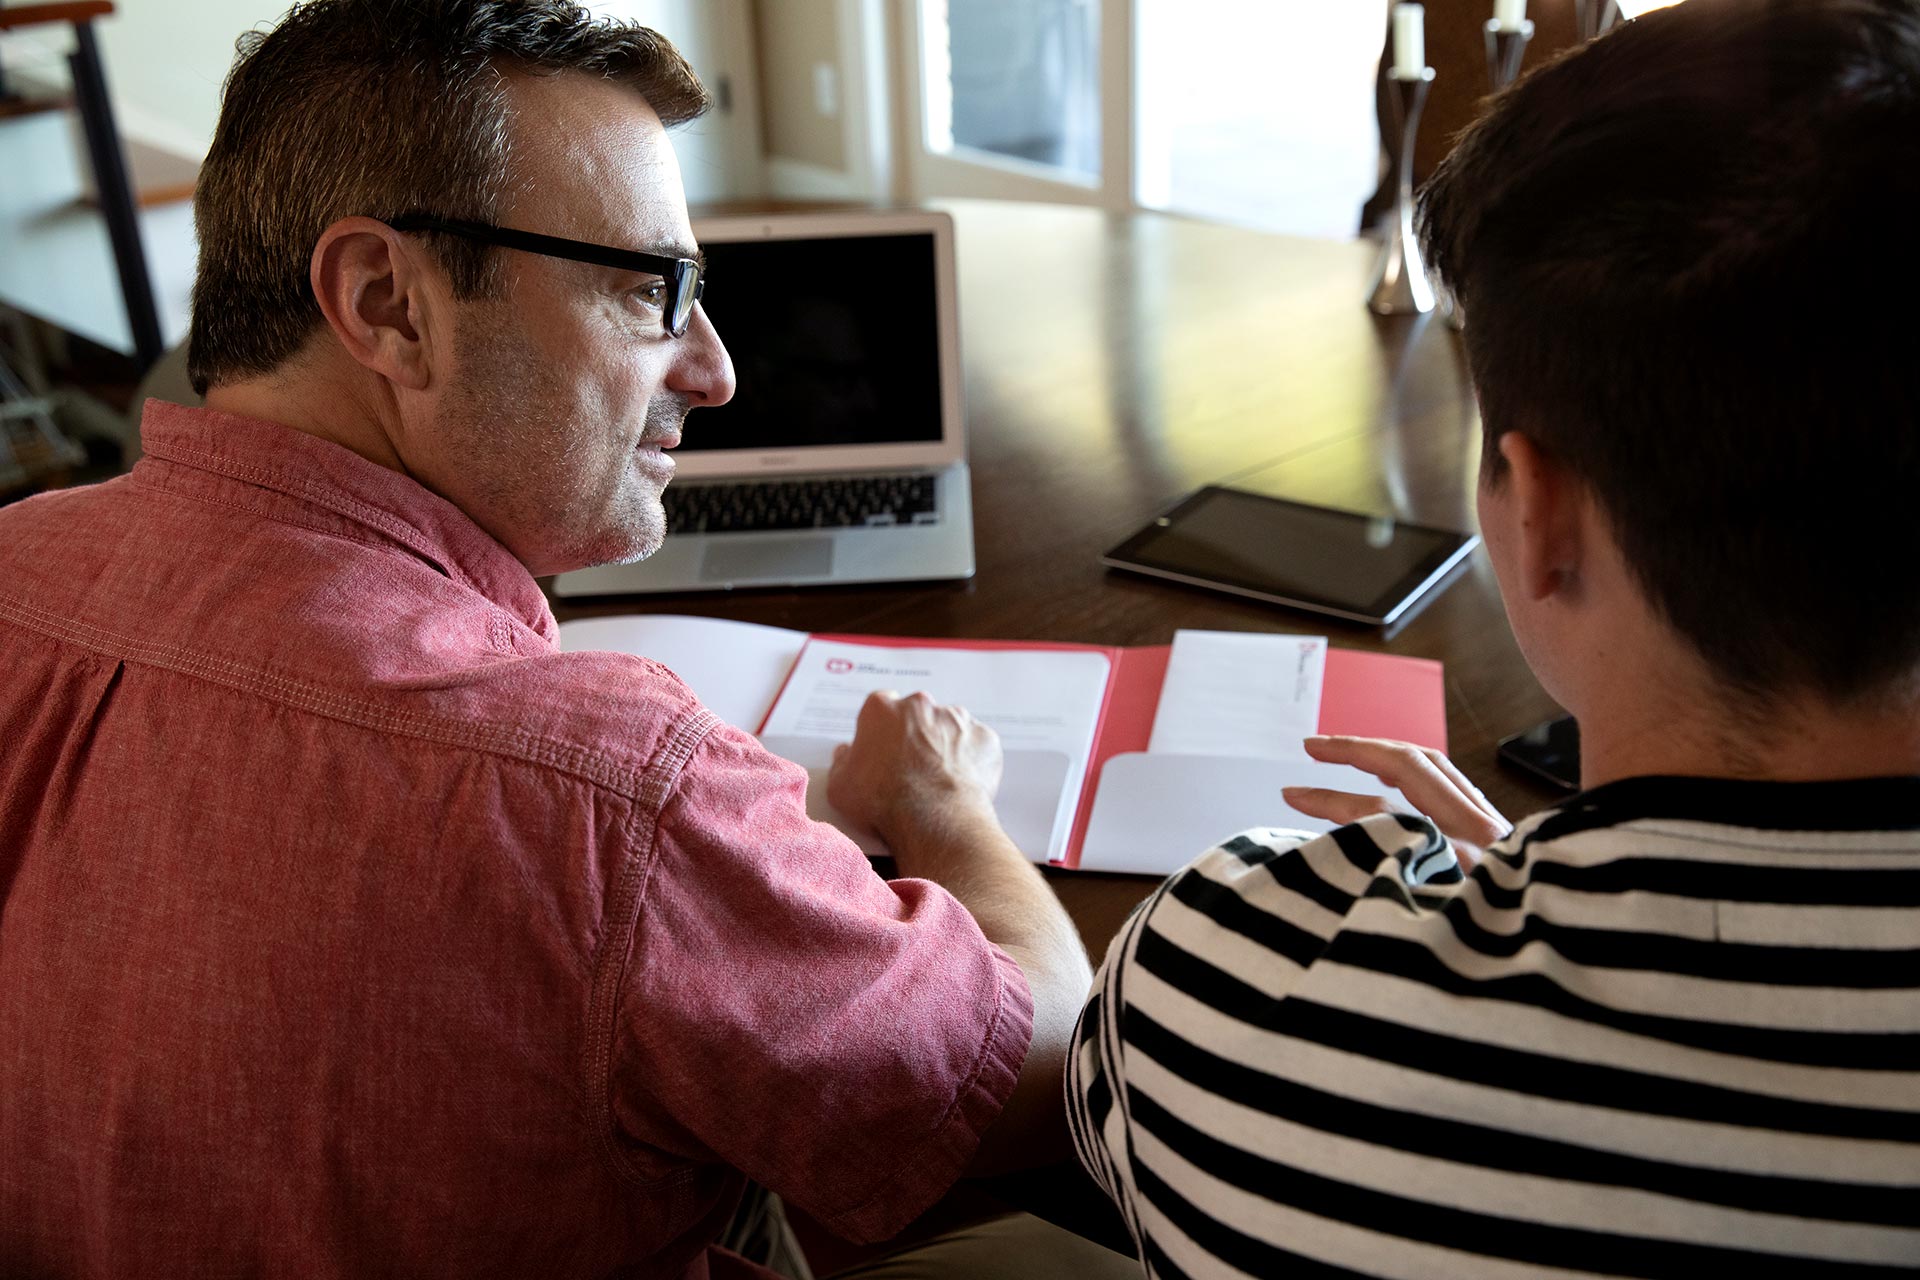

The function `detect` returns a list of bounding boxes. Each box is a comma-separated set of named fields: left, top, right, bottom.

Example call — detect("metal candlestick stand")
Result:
left=1574, top=0, right=1622, bottom=40
left=1484, top=18, right=1535, bottom=92
left=1368, top=67, right=1437, bottom=315
left=1439, top=21, right=1536, bottom=331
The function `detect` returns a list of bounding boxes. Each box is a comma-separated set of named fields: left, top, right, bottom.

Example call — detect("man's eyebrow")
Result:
left=629, top=244, right=703, bottom=278
left=582, top=227, right=700, bottom=267
left=640, top=240, right=700, bottom=265
left=592, top=241, right=702, bottom=282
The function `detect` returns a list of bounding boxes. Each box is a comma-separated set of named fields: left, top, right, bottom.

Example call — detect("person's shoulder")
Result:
left=530, top=645, right=693, bottom=699
left=1171, top=811, right=1456, bottom=897
left=482, top=646, right=709, bottom=747
left=372, top=644, right=746, bottom=803
left=478, top=646, right=811, bottom=793
left=1118, top=813, right=1468, bottom=973
left=0, top=474, right=136, bottom=571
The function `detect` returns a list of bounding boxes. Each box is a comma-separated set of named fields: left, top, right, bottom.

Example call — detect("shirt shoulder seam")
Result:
left=0, top=589, right=653, bottom=802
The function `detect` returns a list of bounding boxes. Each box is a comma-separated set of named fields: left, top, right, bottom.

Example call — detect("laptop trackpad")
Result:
left=701, top=537, right=835, bottom=583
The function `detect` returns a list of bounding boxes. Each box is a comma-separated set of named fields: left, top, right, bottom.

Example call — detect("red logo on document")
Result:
left=826, top=658, right=854, bottom=674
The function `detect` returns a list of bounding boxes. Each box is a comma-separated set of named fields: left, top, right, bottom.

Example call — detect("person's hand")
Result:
left=826, top=691, right=1005, bottom=863
left=1281, top=734, right=1510, bottom=869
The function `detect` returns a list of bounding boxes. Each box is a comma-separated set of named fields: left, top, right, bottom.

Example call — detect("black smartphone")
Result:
left=1497, top=714, right=1581, bottom=792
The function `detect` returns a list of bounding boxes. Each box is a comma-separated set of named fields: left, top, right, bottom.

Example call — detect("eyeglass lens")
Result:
left=670, top=263, right=700, bottom=337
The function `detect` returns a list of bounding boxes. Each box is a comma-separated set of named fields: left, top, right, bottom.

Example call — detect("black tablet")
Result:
left=1101, top=486, right=1480, bottom=625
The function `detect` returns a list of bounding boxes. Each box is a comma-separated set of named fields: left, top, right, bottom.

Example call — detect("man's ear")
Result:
left=1496, top=431, right=1587, bottom=604
left=309, top=217, right=440, bottom=392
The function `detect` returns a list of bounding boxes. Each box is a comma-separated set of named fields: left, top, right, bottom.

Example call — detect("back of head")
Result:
left=186, top=0, right=707, bottom=397
left=1421, top=0, right=1920, bottom=705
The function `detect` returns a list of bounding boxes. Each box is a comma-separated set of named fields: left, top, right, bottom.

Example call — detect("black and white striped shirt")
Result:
left=1067, top=776, right=1920, bottom=1277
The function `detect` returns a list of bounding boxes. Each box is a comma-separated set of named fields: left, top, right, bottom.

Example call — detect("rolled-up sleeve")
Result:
left=608, top=721, right=1033, bottom=1243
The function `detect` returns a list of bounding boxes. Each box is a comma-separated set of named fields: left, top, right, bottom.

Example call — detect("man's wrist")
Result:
left=884, top=791, right=1020, bottom=878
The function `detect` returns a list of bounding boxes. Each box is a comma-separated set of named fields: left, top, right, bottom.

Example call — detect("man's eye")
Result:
left=630, top=280, right=669, bottom=310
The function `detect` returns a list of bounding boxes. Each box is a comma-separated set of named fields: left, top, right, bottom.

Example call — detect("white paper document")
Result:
left=1079, top=752, right=1412, bottom=875
left=558, top=616, right=1423, bottom=878
left=556, top=614, right=807, bottom=730
left=1148, top=630, right=1327, bottom=759
left=762, top=639, right=1113, bottom=863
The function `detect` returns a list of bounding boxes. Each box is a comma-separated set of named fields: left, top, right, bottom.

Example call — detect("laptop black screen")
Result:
left=678, top=231, right=946, bottom=452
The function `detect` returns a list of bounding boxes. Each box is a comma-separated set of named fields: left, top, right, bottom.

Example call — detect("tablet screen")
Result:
left=1102, top=487, right=1478, bottom=624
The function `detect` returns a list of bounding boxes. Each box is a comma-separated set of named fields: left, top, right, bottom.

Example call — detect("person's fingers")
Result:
left=1302, top=734, right=1428, bottom=777
left=1302, top=735, right=1453, bottom=803
left=1441, top=804, right=1508, bottom=850
left=832, top=742, right=849, bottom=766
left=1302, top=735, right=1508, bottom=847
left=1418, top=746, right=1511, bottom=834
left=1281, top=786, right=1392, bottom=826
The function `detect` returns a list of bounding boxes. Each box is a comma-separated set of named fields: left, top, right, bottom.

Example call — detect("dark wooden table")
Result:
left=558, top=196, right=1568, bottom=962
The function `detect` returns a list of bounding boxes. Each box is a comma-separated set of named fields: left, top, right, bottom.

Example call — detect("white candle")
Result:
left=1494, top=0, right=1528, bottom=30
left=1392, top=4, right=1426, bottom=78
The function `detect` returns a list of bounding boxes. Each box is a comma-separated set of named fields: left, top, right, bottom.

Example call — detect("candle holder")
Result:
left=1436, top=21, right=1535, bottom=331
left=1369, top=67, right=1436, bottom=316
left=1483, top=19, right=1534, bottom=92
left=1575, top=0, right=1621, bottom=40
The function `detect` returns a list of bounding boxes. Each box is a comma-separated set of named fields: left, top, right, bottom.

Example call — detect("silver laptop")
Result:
left=551, top=209, right=974, bottom=597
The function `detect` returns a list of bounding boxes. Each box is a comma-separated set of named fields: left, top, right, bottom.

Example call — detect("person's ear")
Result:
left=1496, top=431, right=1587, bottom=604
left=309, top=217, right=441, bottom=392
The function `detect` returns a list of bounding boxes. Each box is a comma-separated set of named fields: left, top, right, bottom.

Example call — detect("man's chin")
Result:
left=588, top=513, right=668, bottom=571
left=542, top=511, right=667, bottom=577
left=576, top=529, right=663, bottom=572
left=595, top=539, right=661, bottom=569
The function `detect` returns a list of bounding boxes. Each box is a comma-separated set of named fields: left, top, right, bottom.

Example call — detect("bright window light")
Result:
left=1615, top=0, right=1687, bottom=18
left=1134, top=0, right=1380, bottom=239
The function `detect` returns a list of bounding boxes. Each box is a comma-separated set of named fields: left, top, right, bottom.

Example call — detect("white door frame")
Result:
left=893, top=0, right=1135, bottom=210
left=596, top=0, right=768, bottom=203
left=764, top=0, right=897, bottom=201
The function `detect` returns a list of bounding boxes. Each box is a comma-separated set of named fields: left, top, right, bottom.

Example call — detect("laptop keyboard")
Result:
left=664, top=474, right=940, bottom=534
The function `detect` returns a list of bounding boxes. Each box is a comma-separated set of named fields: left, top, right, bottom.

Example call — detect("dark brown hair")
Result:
left=187, top=0, right=707, bottom=396
left=1421, top=0, right=1920, bottom=702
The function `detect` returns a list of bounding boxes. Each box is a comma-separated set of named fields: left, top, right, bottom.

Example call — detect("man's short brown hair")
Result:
left=186, top=0, right=707, bottom=396
left=1420, top=0, right=1920, bottom=703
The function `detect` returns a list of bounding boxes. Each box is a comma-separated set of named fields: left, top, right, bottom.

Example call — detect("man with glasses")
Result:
left=0, top=3, right=1123, bottom=1277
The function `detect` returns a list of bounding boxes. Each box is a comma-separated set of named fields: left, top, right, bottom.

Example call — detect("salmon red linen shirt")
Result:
left=0, top=401, right=1033, bottom=1278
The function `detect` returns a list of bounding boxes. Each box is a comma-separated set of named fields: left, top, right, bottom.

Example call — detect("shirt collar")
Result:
left=135, top=399, right=558, bottom=644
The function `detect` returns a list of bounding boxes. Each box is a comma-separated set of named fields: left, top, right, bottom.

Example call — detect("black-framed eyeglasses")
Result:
left=386, top=215, right=706, bottom=338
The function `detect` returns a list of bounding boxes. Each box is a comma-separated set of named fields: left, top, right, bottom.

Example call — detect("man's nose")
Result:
left=670, top=304, right=736, bottom=408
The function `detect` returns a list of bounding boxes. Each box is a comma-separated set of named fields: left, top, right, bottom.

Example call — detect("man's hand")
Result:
left=827, top=690, right=1006, bottom=875
left=1282, top=734, right=1511, bottom=869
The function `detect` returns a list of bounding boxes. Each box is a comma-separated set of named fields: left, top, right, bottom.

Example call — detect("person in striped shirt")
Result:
left=1067, top=1, right=1920, bottom=1275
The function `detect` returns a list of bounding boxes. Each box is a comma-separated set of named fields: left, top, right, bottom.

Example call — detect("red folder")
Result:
left=783, top=635, right=1446, bottom=870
